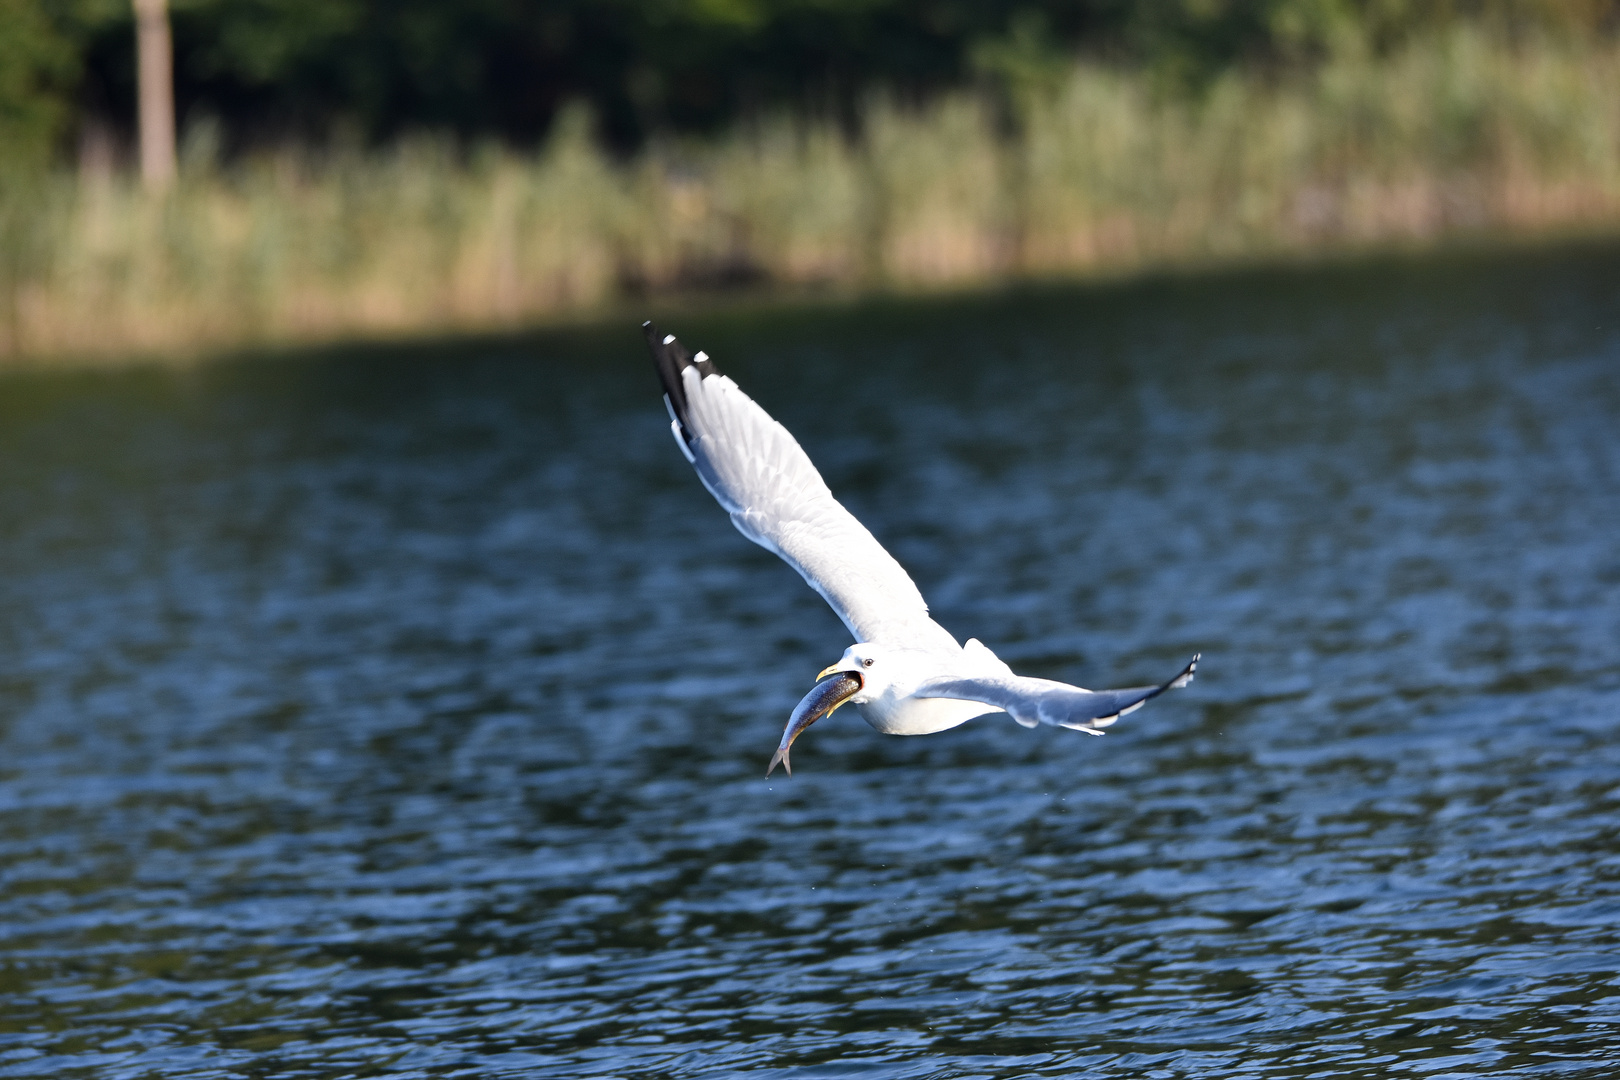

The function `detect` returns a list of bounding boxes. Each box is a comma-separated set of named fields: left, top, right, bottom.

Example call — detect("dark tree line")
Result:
left=3, top=0, right=1615, bottom=166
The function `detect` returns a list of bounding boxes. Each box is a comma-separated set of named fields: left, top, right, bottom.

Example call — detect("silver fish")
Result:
left=767, top=671, right=862, bottom=777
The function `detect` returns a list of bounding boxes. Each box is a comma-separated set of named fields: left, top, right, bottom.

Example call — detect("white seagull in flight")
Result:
left=645, top=322, right=1198, bottom=776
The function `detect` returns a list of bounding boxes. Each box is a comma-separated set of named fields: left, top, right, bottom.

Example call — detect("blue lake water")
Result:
left=2, top=244, right=1620, bottom=1078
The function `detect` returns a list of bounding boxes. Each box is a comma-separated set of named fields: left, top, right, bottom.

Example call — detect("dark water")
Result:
left=3, top=246, right=1620, bottom=1078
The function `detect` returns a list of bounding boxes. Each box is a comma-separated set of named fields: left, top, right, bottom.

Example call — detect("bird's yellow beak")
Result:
left=816, top=663, right=842, bottom=680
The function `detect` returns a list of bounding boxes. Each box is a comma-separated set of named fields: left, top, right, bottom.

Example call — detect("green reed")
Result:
left=3, top=28, right=1618, bottom=363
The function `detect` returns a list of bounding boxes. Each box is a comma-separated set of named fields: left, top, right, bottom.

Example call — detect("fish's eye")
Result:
left=862, top=657, right=875, bottom=668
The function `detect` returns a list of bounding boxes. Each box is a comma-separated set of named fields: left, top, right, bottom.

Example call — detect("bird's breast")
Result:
left=857, top=694, right=1001, bottom=736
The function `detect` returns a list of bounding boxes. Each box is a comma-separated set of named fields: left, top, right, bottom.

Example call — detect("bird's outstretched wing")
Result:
left=646, top=322, right=956, bottom=649
left=917, top=655, right=1199, bottom=734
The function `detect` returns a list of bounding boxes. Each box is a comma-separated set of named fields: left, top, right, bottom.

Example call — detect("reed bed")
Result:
left=3, top=29, right=1619, bottom=363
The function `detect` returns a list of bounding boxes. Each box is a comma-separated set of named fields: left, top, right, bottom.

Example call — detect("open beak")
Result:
left=767, top=669, right=862, bottom=777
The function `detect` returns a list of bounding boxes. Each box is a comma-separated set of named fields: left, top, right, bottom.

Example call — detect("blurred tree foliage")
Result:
left=0, top=0, right=83, bottom=168
left=7, top=0, right=1619, bottom=160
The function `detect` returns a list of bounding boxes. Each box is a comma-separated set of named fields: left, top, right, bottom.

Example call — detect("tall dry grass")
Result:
left=3, top=28, right=1619, bottom=363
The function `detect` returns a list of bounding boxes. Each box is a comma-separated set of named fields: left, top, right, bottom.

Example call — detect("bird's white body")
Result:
left=861, top=694, right=993, bottom=736
left=643, top=323, right=1197, bottom=771
left=834, top=640, right=1011, bottom=735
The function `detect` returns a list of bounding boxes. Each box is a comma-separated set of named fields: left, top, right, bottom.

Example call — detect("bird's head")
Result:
left=820, top=642, right=901, bottom=703
left=766, top=643, right=915, bottom=777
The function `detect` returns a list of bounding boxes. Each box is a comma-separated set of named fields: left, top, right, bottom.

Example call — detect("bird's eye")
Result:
left=862, top=658, right=875, bottom=668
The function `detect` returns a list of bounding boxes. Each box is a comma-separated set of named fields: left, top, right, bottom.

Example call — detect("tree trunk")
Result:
left=133, top=0, right=176, bottom=192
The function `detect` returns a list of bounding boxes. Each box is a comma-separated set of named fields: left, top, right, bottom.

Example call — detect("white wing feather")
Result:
left=674, top=365, right=956, bottom=649
left=917, top=655, right=1199, bottom=732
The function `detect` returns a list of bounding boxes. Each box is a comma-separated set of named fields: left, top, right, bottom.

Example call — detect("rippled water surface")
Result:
left=4, top=246, right=1620, bottom=1078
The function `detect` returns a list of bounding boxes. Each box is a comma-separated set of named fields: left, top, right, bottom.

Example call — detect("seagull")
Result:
left=644, top=322, right=1198, bottom=776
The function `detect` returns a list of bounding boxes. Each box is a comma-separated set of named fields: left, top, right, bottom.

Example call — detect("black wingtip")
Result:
left=642, top=322, right=720, bottom=436
left=1166, top=654, right=1199, bottom=691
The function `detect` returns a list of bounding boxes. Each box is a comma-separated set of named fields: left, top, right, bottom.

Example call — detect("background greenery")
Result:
left=1, top=1, right=1618, bottom=362
left=4, top=0, right=1616, bottom=160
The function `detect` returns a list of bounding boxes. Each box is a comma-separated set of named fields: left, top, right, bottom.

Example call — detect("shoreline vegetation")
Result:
left=4, top=29, right=1620, bottom=365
